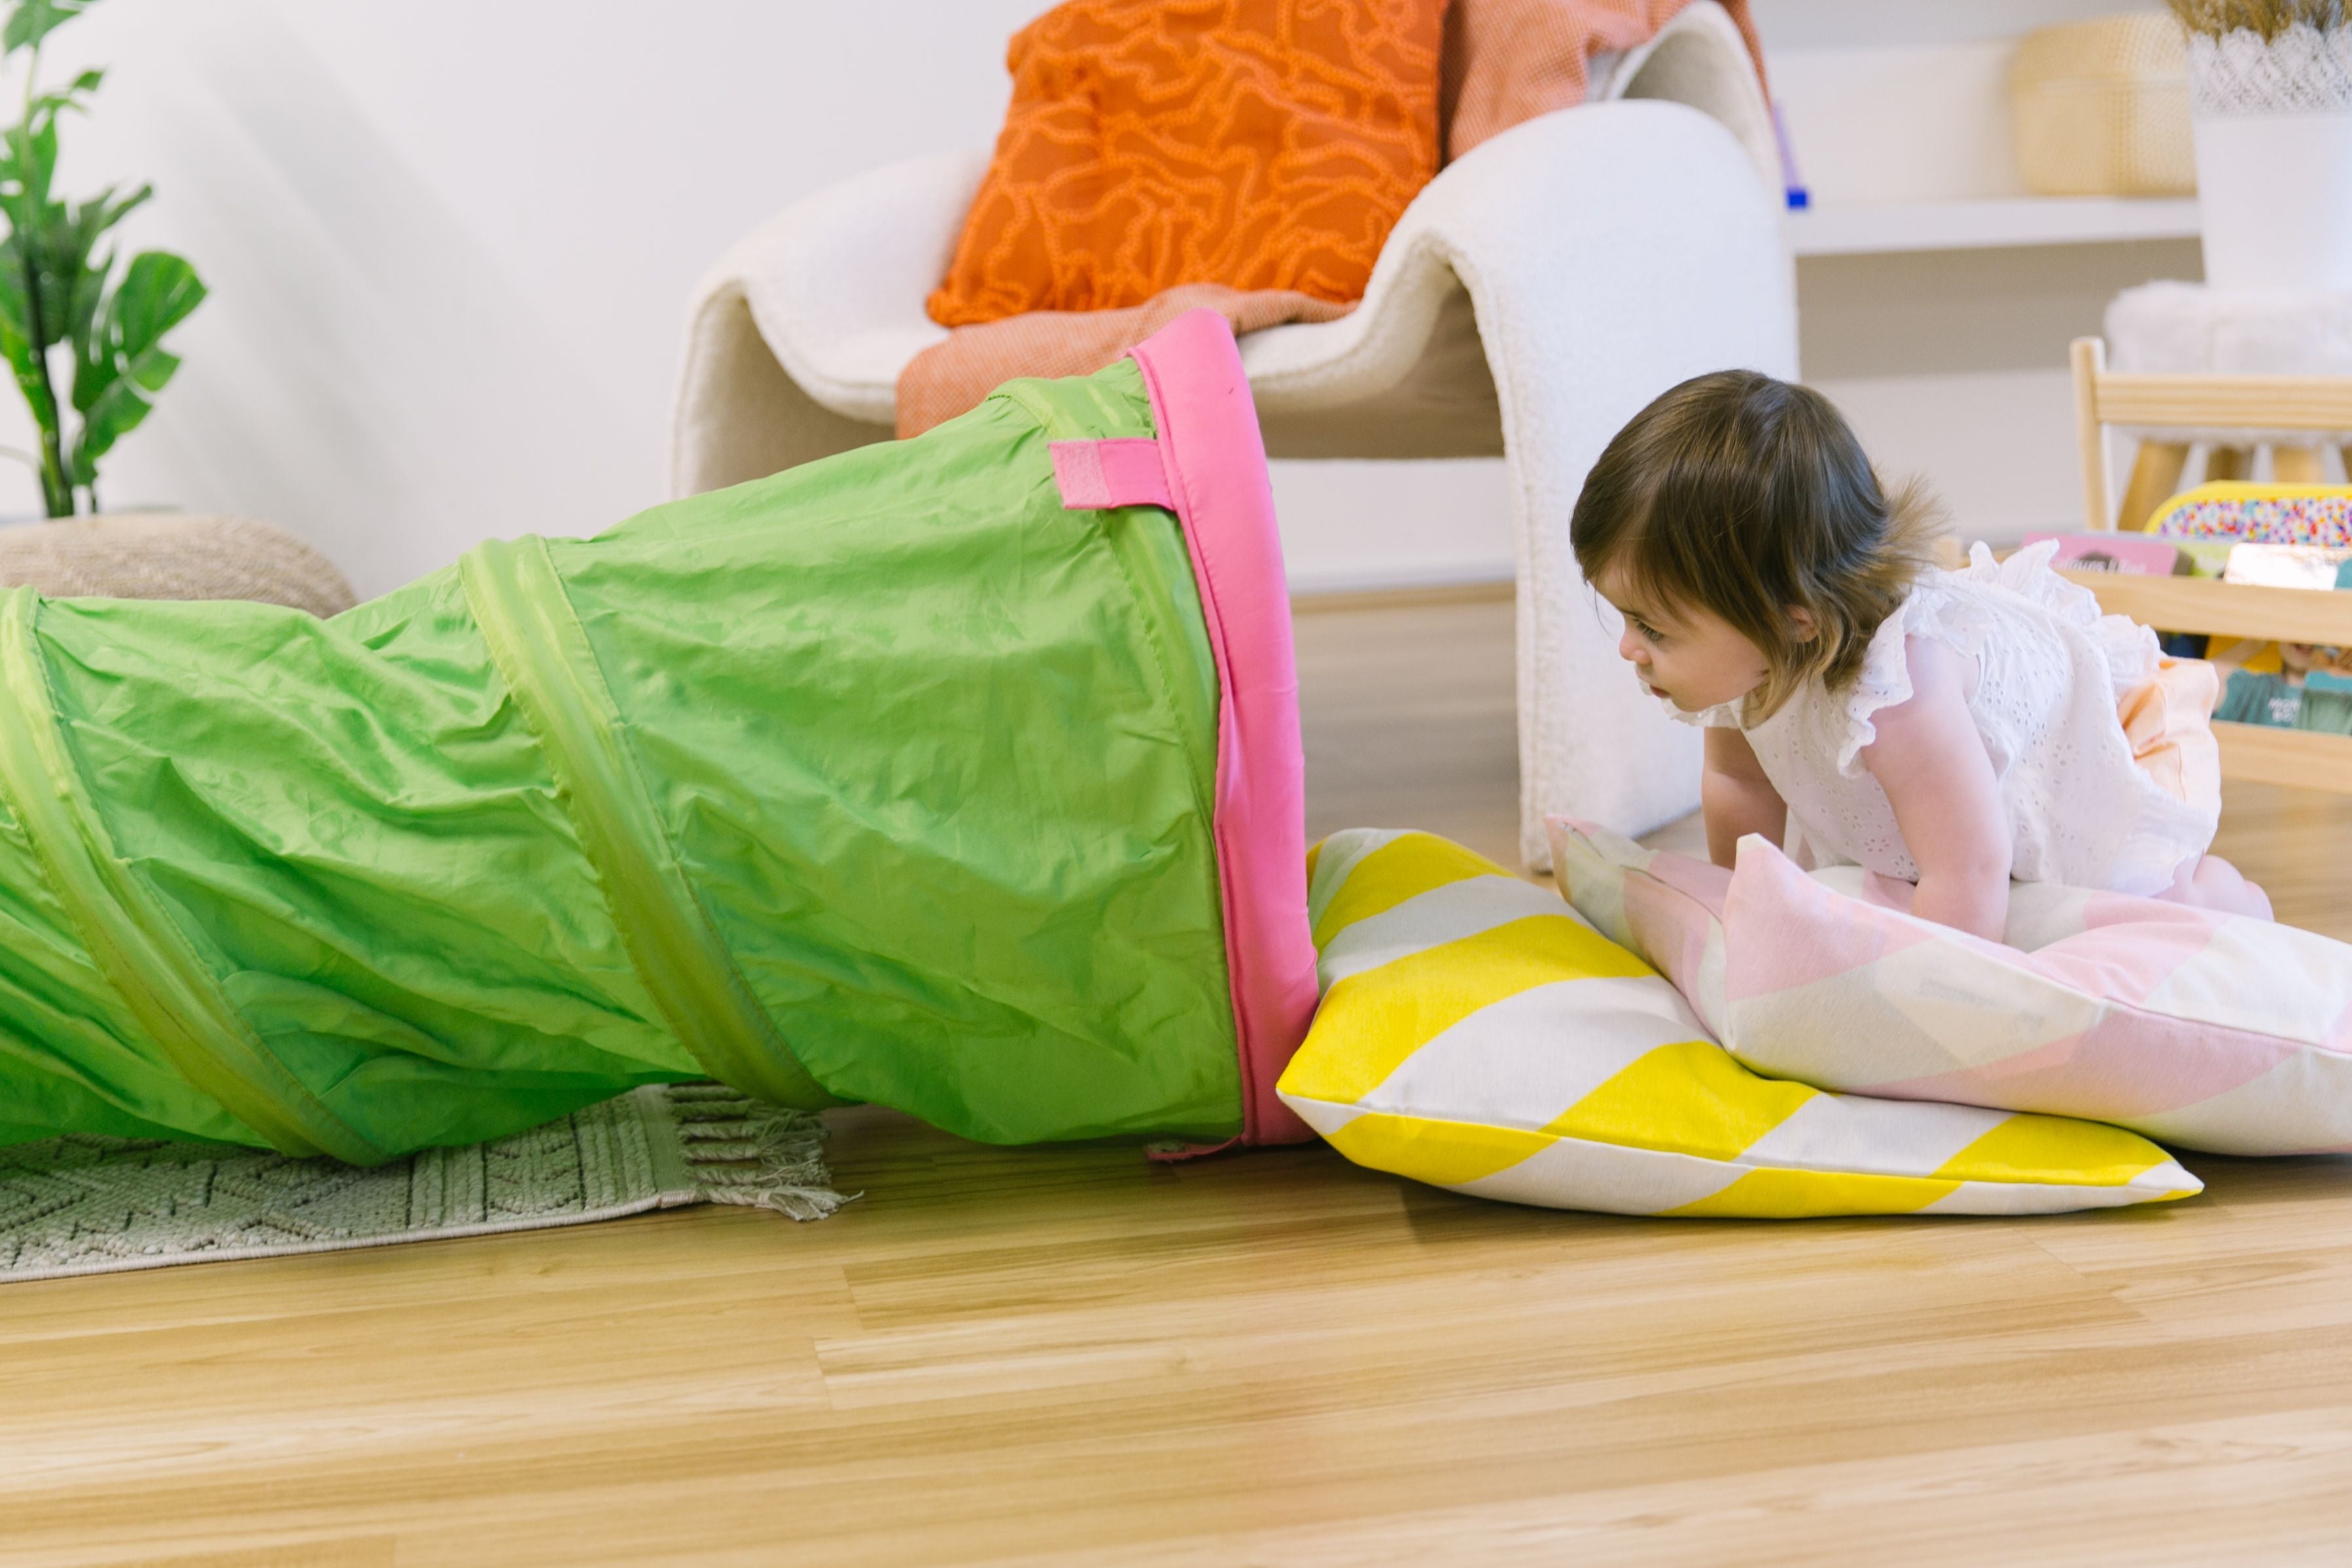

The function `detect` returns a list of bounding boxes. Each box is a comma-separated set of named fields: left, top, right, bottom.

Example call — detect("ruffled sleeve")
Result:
left=1959, top=538, right=2095, bottom=622
left=1830, top=567, right=2012, bottom=776
left=1831, top=593, right=1926, bottom=777
left=1962, top=538, right=2162, bottom=697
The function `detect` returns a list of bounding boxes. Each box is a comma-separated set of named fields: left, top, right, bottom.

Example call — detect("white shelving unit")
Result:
left=1754, top=0, right=2206, bottom=549
left=1786, top=196, right=2201, bottom=257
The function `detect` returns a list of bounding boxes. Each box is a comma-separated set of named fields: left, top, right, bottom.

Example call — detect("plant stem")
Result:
left=15, top=41, right=67, bottom=517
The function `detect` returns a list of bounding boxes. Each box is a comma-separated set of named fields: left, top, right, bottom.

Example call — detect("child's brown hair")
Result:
left=1570, top=368, right=1942, bottom=718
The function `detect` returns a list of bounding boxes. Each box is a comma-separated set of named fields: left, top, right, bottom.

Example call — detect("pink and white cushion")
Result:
left=1548, top=816, right=2352, bottom=1156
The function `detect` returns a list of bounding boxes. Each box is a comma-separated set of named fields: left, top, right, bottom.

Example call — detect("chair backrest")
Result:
left=1601, top=0, right=1778, bottom=190
left=2070, top=336, right=2352, bottom=532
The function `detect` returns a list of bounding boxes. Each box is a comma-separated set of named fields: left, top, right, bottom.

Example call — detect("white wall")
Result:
left=12, top=1, right=1058, bottom=593
left=4, top=0, right=2200, bottom=599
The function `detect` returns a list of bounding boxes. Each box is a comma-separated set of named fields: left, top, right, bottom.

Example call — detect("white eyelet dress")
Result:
left=1668, top=540, right=2223, bottom=897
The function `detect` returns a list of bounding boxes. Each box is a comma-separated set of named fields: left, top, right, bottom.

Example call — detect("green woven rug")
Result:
left=0, top=1083, right=849, bottom=1283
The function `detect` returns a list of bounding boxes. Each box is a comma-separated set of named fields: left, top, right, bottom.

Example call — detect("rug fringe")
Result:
left=663, top=1085, right=857, bottom=1221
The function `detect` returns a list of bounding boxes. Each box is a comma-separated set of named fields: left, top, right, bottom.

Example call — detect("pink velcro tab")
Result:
left=1050, top=438, right=1174, bottom=512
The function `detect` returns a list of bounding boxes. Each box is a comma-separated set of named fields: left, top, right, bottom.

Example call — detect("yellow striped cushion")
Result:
left=1277, top=830, right=2201, bottom=1218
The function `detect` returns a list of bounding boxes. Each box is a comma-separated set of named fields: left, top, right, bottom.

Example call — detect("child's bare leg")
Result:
left=2159, top=854, right=2273, bottom=920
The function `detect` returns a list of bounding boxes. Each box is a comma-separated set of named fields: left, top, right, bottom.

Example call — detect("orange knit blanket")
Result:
left=898, top=0, right=1765, bottom=438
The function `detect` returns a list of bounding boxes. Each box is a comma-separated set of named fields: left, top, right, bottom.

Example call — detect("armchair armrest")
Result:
left=690, top=150, right=987, bottom=427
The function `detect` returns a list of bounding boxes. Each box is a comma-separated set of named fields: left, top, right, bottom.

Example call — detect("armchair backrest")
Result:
left=1594, top=0, right=1778, bottom=190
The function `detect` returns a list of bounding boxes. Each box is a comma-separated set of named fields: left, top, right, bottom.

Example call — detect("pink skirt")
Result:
left=2120, top=657, right=2222, bottom=818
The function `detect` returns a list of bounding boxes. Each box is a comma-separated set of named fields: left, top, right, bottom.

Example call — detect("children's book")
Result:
left=2022, top=532, right=2186, bottom=575
left=2220, top=544, right=2352, bottom=591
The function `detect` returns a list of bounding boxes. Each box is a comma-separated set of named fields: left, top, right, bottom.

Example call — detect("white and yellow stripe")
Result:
left=1280, top=831, right=2200, bottom=1219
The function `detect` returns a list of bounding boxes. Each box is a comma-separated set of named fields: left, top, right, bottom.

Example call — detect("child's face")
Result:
left=1592, top=562, right=1772, bottom=713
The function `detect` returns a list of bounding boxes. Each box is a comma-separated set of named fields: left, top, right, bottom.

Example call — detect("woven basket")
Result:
left=2010, top=14, right=2195, bottom=196
left=0, top=513, right=357, bottom=616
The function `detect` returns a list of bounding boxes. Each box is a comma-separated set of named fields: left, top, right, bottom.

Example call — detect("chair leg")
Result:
left=2117, top=441, right=2190, bottom=531
left=2272, top=445, right=2326, bottom=483
left=2205, top=445, right=2253, bottom=482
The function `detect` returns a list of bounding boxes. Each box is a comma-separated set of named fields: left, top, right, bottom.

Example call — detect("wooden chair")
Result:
left=2066, top=336, right=2352, bottom=795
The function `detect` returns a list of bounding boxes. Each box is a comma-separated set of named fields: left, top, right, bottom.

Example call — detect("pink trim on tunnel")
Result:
left=1123, top=311, right=1318, bottom=1147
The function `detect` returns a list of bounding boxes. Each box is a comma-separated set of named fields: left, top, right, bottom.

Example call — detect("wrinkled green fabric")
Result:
left=0, top=358, right=1241, bottom=1159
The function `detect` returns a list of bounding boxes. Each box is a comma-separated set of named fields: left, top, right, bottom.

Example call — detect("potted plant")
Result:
left=0, top=0, right=203, bottom=519
left=2171, top=0, right=2352, bottom=290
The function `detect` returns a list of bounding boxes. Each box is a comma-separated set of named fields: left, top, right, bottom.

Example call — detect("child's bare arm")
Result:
left=1860, top=636, right=2011, bottom=942
left=1702, top=727, right=1786, bottom=869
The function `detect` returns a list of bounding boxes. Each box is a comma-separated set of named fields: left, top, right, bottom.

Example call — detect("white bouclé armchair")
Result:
left=670, top=1, right=1798, bottom=865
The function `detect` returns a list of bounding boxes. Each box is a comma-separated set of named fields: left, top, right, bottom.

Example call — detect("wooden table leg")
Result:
left=2205, top=445, right=2254, bottom=482
left=2272, top=445, right=2327, bottom=483
left=2118, top=440, right=2190, bottom=531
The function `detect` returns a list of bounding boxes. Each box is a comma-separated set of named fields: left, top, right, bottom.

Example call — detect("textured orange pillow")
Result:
left=927, top=0, right=1447, bottom=328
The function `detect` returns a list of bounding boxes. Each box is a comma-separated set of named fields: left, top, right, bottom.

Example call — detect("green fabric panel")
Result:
left=0, top=355, right=1240, bottom=1155
left=461, top=535, right=839, bottom=1109
left=555, top=360, right=1240, bottom=1144
left=33, top=566, right=698, bottom=1157
left=0, top=589, right=383, bottom=1162
left=0, top=682, right=255, bottom=1149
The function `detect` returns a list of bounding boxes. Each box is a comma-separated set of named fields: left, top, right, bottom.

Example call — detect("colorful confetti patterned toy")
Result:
left=2148, top=481, right=2352, bottom=546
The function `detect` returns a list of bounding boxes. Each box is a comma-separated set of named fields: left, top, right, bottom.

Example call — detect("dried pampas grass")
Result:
left=2167, top=1, right=2349, bottom=39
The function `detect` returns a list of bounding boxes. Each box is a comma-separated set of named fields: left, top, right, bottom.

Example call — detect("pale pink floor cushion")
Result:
left=1547, top=817, right=2352, bottom=1155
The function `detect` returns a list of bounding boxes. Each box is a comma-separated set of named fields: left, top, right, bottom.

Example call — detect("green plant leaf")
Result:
left=0, top=292, right=54, bottom=433
left=0, top=0, right=159, bottom=516
left=30, top=69, right=105, bottom=125
left=0, top=113, right=59, bottom=223
left=0, top=235, right=25, bottom=342
left=4, top=0, right=97, bottom=57
left=0, top=239, right=58, bottom=456
left=59, top=182, right=148, bottom=393
left=68, top=247, right=202, bottom=484
left=0, top=118, right=68, bottom=508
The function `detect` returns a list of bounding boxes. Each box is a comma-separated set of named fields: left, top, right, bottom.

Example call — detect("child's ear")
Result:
left=1787, top=606, right=1819, bottom=642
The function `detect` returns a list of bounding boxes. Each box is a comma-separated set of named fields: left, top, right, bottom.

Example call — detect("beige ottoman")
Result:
left=0, top=513, right=357, bottom=616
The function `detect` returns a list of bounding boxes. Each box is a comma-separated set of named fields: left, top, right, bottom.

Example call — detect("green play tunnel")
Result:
left=0, top=311, right=1318, bottom=1162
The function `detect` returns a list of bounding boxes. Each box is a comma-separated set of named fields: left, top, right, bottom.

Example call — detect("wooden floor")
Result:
left=20, top=595, right=2352, bottom=1567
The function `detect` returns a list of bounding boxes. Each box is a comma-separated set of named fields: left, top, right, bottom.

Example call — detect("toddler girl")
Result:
left=1571, top=368, right=2270, bottom=942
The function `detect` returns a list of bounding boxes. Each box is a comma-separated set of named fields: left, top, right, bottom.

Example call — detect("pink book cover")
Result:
left=2022, top=532, right=2186, bottom=575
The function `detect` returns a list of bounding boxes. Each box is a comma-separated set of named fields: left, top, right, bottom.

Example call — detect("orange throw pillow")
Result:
left=926, top=0, right=1448, bottom=328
